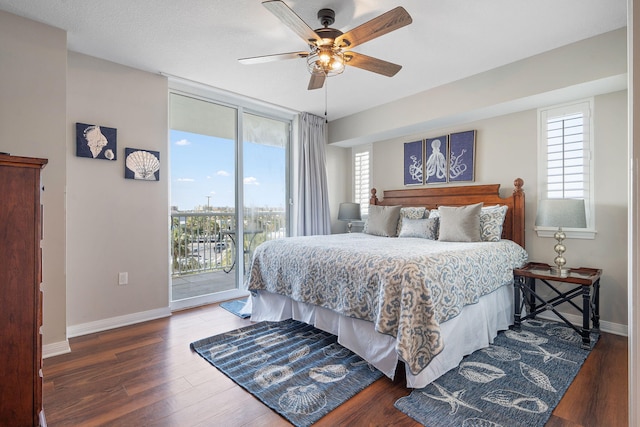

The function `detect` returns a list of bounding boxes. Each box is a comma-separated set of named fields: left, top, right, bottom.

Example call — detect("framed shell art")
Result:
left=403, top=140, right=423, bottom=185
left=76, top=122, right=117, bottom=160
left=124, top=148, right=160, bottom=181
left=425, top=135, right=448, bottom=184
left=448, top=130, right=476, bottom=182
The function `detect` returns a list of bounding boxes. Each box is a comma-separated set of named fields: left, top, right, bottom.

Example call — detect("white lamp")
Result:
left=535, top=199, right=587, bottom=277
left=337, top=202, right=361, bottom=233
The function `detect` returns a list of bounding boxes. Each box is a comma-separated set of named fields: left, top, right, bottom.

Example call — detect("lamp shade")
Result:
left=337, top=202, right=361, bottom=221
left=535, top=199, right=587, bottom=228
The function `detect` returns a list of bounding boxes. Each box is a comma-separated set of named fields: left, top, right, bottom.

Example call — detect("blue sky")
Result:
left=170, top=130, right=286, bottom=210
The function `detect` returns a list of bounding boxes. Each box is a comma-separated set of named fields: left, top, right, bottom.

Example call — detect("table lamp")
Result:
left=535, top=198, right=587, bottom=277
left=337, top=202, right=361, bottom=233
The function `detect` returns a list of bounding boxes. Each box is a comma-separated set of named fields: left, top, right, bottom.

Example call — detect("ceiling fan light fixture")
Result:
left=307, top=48, right=345, bottom=76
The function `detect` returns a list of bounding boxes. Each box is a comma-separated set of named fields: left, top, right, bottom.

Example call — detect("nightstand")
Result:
left=513, top=262, right=601, bottom=349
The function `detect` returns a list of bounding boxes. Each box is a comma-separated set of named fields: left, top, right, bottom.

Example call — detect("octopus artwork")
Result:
left=426, top=138, right=447, bottom=182
left=404, top=140, right=424, bottom=185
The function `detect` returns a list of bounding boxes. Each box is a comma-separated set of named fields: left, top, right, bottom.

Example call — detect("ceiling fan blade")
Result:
left=335, top=7, right=412, bottom=49
left=239, top=51, right=309, bottom=65
left=308, top=73, right=326, bottom=90
left=344, top=52, right=402, bottom=77
left=262, top=0, right=321, bottom=45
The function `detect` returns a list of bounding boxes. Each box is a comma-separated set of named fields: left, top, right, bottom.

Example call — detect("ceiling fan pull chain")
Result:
left=324, top=78, right=328, bottom=123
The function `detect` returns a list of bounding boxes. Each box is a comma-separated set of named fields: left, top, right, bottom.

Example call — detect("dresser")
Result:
left=0, top=154, right=48, bottom=426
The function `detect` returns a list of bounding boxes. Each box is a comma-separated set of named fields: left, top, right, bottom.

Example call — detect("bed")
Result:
left=246, top=179, right=527, bottom=388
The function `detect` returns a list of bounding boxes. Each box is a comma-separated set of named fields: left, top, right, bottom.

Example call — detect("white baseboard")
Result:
left=43, top=340, right=71, bottom=359
left=67, top=306, right=172, bottom=339
left=536, top=311, right=628, bottom=336
left=170, top=289, right=249, bottom=312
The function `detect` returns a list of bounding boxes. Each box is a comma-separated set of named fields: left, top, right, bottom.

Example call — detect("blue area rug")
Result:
left=190, top=318, right=383, bottom=427
left=220, top=298, right=250, bottom=318
left=395, top=319, right=598, bottom=427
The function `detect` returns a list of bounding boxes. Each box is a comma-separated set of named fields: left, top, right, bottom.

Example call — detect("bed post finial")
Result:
left=513, top=178, right=524, bottom=194
left=370, top=188, right=378, bottom=205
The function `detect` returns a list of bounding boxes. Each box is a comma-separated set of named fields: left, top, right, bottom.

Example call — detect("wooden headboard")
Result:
left=370, top=178, right=525, bottom=248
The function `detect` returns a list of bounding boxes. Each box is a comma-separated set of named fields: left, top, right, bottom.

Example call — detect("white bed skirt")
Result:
left=249, top=284, right=514, bottom=388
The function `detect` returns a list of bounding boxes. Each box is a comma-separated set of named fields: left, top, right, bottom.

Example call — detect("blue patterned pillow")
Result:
left=480, top=205, right=508, bottom=241
left=396, top=207, right=427, bottom=236
left=398, top=217, right=439, bottom=239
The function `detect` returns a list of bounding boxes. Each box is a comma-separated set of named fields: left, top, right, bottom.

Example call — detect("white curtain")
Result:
left=296, top=112, right=332, bottom=236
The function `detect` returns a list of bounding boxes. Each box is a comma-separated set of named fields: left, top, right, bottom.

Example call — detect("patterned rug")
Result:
left=395, top=319, right=598, bottom=427
left=190, top=319, right=383, bottom=427
left=219, top=298, right=250, bottom=318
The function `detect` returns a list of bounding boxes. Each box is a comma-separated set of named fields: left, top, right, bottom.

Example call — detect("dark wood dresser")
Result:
left=0, top=154, right=48, bottom=426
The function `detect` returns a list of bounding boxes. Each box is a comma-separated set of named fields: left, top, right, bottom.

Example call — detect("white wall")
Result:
left=66, top=52, right=170, bottom=331
left=0, top=11, right=68, bottom=347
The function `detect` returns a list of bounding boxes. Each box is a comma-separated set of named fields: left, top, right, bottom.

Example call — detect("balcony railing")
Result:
left=170, top=210, right=286, bottom=277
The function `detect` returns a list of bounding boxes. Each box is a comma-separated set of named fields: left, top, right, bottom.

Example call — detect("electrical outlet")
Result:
left=118, top=272, right=128, bottom=286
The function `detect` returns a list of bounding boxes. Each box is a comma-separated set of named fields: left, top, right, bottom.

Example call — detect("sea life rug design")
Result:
left=395, top=320, right=598, bottom=427
left=190, top=319, right=383, bottom=427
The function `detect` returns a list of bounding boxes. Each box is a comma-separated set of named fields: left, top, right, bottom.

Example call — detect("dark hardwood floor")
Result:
left=43, top=303, right=629, bottom=426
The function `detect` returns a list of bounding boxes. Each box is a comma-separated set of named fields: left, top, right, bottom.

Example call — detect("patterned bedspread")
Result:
left=246, top=233, right=528, bottom=374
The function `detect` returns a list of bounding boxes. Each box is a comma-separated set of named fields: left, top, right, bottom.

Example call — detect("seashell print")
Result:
left=125, top=149, right=160, bottom=180
left=504, top=329, right=548, bottom=345
left=519, top=362, right=557, bottom=392
left=254, top=365, right=294, bottom=389
left=295, top=331, right=327, bottom=340
left=255, top=332, right=287, bottom=348
left=208, top=343, right=237, bottom=359
left=522, top=319, right=551, bottom=328
left=289, top=345, right=310, bottom=363
left=462, top=418, right=505, bottom=427
left=278, top=384, right=327, bottom=415
left=480, top=345, right=521, bottom=361
left=546, top=326, right=581, bottom=343
left=481, top=389, right=549, bottom=413
left=458, top=362, right=506, bottom=383
left=323, top=343, right=351, bottom=359
left=239, top=350, right=270, bottom=366
left=309, top=364, right=348, bottom=383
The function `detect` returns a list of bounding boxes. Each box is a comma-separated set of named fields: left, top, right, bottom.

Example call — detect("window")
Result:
left=353, top=144, right=372, bottom=218
left=537, top=99, right=595, bottom=238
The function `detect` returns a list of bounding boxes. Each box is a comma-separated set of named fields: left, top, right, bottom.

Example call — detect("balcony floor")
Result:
left=171, top=270, right=237, bottom=301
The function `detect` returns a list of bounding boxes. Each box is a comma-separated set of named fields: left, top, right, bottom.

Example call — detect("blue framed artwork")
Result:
left=76, top=122, right=117, bottom=160
left=425, top=135, right=448, bottom=184
left=403, top=140, right=423, bottom=185
left=449, top=130, right=476, bottom=182
left=124, top=148, right=160, bottom=181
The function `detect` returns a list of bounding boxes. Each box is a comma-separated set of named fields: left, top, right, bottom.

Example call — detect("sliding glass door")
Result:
left=169, top=92, right=290, bottom=308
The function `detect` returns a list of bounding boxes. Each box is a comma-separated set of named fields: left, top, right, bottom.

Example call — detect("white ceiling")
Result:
left=0, top=0, right=627, bottom=121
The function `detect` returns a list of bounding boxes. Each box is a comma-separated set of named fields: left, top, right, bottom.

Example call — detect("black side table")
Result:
left=513, top=262, right=601, bottom=349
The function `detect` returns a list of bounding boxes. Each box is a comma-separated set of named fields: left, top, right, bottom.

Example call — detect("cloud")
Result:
left=244, top=176, right=260, bottom=186
left=177, top=178, right=195, bottom=182
left=175, top=139, right=190, bottom=146
left=217, top=170, right=230, bottom=176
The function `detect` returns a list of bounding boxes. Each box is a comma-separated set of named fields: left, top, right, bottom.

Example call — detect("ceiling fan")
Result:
left=239, top=1, right=413, bottom=90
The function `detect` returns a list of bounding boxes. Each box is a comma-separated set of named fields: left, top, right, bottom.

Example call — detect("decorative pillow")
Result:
left=480, top=205, right=508, bottom=242
left=437, top=202, right=483, bottom=242
left=396, top=207, right=427, bottom=236
left=365, top=205, right=402, bottom=237
left=398, top=217, right=439, bottom=239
